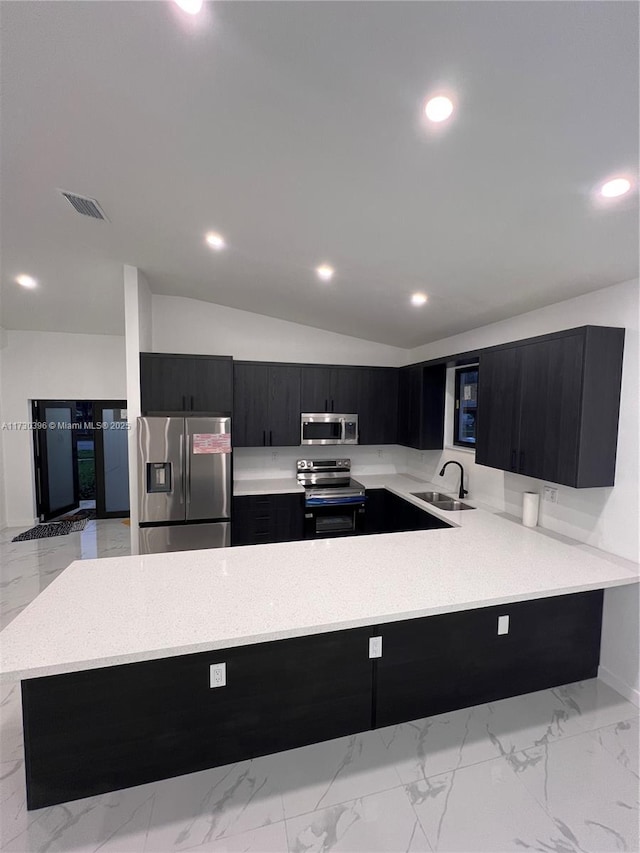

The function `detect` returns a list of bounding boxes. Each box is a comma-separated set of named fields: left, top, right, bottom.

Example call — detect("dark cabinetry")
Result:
left=364, top=490, right=451, bottom=534
left=232, top=493, right=303, bottom=546
left=23, top=626, right=374, bottom=809
left=397, top=364, right=446, bottom=449
left=476, top=327, right=624, bottom=487
left=140, top=353, right=233, bottom=415
left=374, top=590, right=603, bottom=727
left=300, top=365, right=399, bottom=444
left=233, top=362, right=301, bottom=446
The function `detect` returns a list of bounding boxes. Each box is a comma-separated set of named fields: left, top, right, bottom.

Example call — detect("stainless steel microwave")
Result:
left=300, top=413, right=359, bottom=445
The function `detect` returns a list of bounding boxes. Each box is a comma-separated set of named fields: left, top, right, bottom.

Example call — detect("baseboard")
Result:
left=598, top=665, right=640, bottom=708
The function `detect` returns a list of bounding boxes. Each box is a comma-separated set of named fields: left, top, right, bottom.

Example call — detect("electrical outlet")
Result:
left=543, top=486, right=558, bottom=504
left=209, top=662, right=226, bottom=688
left=420, top=452, right=426, bottom=463
left=369, top=636, right=383, bottom=659
left=377, top=449, right=384, bottom=458
left=497, top=615, right=509, bottom=635
left=271, top=451, right=278, bottom=462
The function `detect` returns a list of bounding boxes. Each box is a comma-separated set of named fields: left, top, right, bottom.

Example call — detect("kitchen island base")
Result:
left=21, top=589, right=603, bottom=810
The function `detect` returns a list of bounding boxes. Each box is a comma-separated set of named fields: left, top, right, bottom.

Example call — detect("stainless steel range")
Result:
left=297, top=459, right=366, bottom=538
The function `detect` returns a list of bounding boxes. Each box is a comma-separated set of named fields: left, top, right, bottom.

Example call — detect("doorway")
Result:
left=32, top=400, right=130, bottom=521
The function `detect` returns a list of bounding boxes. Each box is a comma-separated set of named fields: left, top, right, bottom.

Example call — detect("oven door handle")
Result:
left=306, top=495, right=365, bottom=506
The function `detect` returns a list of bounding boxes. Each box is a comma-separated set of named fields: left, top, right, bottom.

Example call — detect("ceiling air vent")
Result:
left=58, top=190, right=108, bottom=221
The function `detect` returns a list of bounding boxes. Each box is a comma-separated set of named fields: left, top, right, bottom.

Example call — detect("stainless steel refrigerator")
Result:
left=138, top=416, right=231, bottom=554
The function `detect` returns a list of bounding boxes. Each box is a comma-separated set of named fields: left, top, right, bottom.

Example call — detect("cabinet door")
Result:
left=233, top=363, right=270, bottom=447
left=475, top=348, right=522, bottom=472
left=330, top=367, right=364, bottom=414
left=517, top=336, right=583, bottom=484
left=301, top=366, right=334, bottom=412
left=375, top=591, right=603, bottom=728
left=191, top=357, right=233, bottom=414
left=359, top=369, right=399, bottom=445
left=397, top=366, right=421, bottom=448
left=268, top=365, right=301, bottom=446
left=23, top=627, right=375, bottom=809
left=140, top=354, right=192, bottom=414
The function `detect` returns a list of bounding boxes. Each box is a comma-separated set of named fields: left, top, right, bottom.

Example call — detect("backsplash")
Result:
left=233, top=445, right=405, bottom=480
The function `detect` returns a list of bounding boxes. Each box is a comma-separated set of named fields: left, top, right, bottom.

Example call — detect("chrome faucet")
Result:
left=439, top=461, right=468, bottom=500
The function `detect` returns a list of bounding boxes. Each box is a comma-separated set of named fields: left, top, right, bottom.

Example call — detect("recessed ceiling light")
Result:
left=424, top=95, right=454, bottom=123
left=600, top=177, right=632, bottom=198
left=205, top=232, right=225, bottom=251
left=411, top=292, right=428, bottom=306
left=16, top=274, right=37, bottom=289
left=174, top=0, right=203, bottom=14
left=316, top=264, right=334, bottom=282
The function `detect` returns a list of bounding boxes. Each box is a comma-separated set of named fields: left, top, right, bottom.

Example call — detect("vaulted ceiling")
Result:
left=1, top=1, right=638, bottom=346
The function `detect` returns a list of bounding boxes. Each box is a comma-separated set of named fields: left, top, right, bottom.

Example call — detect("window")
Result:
left=454, top=366, right=478, bottom=447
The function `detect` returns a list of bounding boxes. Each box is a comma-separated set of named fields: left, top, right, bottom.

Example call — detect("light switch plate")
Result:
left=369, top=636, right=382, bottom=658
left=497, top=615, right=509, bottom=635
left=209, top=662, right=226, bottom=688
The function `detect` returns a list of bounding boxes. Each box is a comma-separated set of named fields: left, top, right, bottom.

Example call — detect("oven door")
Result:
left=304, top=498, right=366, bottom=538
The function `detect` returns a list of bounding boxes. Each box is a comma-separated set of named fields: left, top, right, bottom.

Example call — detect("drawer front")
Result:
left=232, top=494, right=303, bottom=545
left=375, top=590, right=603, bottom=727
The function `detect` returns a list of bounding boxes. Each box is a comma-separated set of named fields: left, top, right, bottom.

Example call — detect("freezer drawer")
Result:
left=139, top=522, right=230, bottom=554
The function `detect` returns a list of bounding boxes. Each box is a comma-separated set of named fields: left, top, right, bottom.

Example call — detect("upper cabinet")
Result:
left=300, top=365, right=399, bottom=445
left=397, top=364, right=446, bottom=450
left=140, top=353, right=233, bottom=415
left=476, top=326, right=624, bottom=487
left=233, top=362, right=301, bottom=446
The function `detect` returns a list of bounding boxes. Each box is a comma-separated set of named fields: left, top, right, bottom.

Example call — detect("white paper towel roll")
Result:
left=522, top=492, right=540, bottom=528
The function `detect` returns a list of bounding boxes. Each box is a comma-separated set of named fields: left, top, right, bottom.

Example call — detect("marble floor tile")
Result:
left=590, top=717, right=639, bottom=779
left=507, top=731, right=640, bottom=853
left=0, top=681, right=23, bottom=763
left=285, top=786, right=431, bottom=853
left=180, top=821, right=289, bottom=852
left=552, top=680, right=639, bottom=734
left=407, top=756, right=576, bottom=852
left=378, top=705, right=497, bottom=785
left=268, top=731, right=402, bottom=819
left=143, top=758, right=285, bottom=850
left=0, top=758, right=156, bottom=853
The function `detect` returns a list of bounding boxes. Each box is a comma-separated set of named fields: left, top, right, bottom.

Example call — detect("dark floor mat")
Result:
left=54, top=509, right=95, bottom=522
left=12, top=518, right=88, bottom=542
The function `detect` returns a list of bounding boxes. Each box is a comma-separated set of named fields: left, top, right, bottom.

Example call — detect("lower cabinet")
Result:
left=22, top=627, right=375, bottom=809
left=232, top=493, right=304, bottom=546
left=21, top=590, right=603, bottom=809
left=374, top=589, right=603, bottom=727
left=365, top=489, right=451, bottom=534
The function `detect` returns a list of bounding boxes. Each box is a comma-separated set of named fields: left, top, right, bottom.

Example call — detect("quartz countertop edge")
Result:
left=233, top=477, right=304, bottom=496
left=1, top=474, right=638, bottom=682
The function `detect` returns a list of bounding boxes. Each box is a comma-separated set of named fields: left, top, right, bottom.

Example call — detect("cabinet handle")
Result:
left=510, top=450, right=517, bottom=470
left=190, top=395, right=194, bottom=410
left=269, top=430, right=273, bottom=446
left=331, top=399, right=335, bottom=412
left=324, top=399, right=328, bottom=412
left=182, top=394, right=187, bottom=411
left=263, top=430, right=266, bottom=446
left=519, top=450, right=525, bottom=472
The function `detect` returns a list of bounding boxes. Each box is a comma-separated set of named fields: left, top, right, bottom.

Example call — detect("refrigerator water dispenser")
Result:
left=147, top=462, right=172, bottom=493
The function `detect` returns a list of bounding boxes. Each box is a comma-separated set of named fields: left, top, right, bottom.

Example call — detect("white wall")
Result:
left=152, top=295, right=407, bottom=366
left=124, top=266, right=153, bottom=553
left=0, top=330, right=126, bottom=527
left=235, top=445, right=405, bottom=481
left=0, top=327, right=7, bottom=529
left=403, top=278, right=640, bottom=703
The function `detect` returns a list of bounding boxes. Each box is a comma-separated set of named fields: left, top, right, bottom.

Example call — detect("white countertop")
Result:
left=233, top=477, right=303, bottom=496
left=1, top=475, right=637, bottom=681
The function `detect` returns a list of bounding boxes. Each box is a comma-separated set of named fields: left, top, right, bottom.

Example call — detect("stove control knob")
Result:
left=299, top=461, right=306, bottom=468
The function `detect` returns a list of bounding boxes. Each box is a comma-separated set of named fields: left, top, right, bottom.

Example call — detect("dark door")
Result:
left=475, top=347, right=522, bottom=472
left=93, top=402, right=130, bottom=519
left=301, top=366, right=333, bottom=412
left=32, top=401, right=80, bottom=521
left=268, top=365, right=301, bottom=446
left=233, top=362, right=270, bottom=446
left=517, top=336, right=584, bottom=484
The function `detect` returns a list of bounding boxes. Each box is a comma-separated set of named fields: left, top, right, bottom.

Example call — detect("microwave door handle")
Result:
left=339, top=417, right=346, bottom=441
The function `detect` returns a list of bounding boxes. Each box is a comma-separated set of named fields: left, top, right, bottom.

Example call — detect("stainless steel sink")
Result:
left=411, top=492, right=476, bottom=511
left=411, top=491, right=451, bottom=503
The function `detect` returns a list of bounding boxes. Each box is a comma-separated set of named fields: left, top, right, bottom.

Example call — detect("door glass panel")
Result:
left=101, top=408, right=130, bottom=513
left=45, top=406, right=75, bottom=514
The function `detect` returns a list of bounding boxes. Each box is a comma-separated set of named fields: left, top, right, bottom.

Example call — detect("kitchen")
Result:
left=1, top=1, right=639, bottom=851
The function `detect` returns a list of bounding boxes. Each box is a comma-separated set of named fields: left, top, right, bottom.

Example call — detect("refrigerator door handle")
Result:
left=185, top=430, right=192, bottom=507
left=178, top=432, right=185, bottom=505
